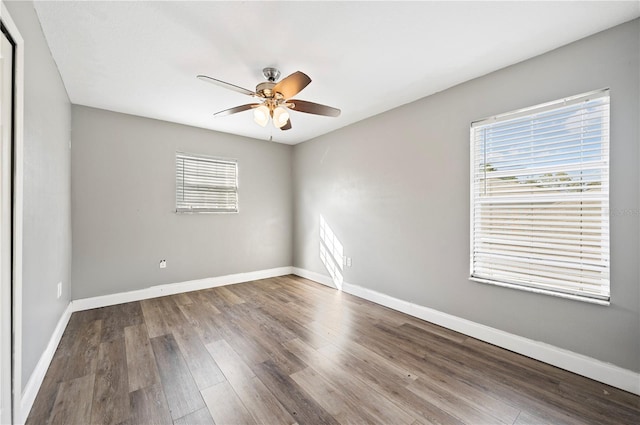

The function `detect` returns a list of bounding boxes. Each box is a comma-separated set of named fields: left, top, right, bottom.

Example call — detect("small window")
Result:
left=470, top=89, right=610, bottom=303
left=176, top=152, right=238, bottom=213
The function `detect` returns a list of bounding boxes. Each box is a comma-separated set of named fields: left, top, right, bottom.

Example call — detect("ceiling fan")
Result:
left=197, top=67, right=341, bottom=131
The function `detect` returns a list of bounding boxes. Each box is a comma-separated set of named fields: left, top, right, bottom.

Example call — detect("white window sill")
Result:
left=470, top=277, right=610, bottom=306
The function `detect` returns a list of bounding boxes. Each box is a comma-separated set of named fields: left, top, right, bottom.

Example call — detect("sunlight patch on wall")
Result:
left=320, top=215, right=344, bottom=290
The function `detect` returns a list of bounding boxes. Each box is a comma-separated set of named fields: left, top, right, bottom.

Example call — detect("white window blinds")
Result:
left=176, top=152, right=238, bottom=213
left=470, top=89, right=610, bottom=302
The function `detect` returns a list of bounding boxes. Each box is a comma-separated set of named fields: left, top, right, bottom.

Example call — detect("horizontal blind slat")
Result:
left=470, top=91, right=609, bottom=301
left=176, top=152, right=238, bottom=212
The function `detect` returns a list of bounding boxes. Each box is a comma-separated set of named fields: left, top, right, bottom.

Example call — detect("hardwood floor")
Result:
left=26, top=275, right=639, bottom=424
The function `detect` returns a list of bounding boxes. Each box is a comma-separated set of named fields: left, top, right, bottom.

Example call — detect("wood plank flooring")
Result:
left=26, top=275, right=640, bottom=424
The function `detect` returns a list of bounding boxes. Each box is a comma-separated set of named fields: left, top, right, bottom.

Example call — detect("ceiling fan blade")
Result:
left=197, top=75, right=256, bottom=97
left=288, top=99, right=341, bottom=117
left=280, top=119, right=292, bottom=131
left=273, top=71, right=311, bottom=99
left=213, top=103, right=260, bottom=117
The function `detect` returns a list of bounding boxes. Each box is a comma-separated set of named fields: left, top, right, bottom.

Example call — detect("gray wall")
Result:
left=293, top=19, right=640, bottom=372
left=71, top=106, right=292, bottom=299
left=4, top=1, right=72, bottom=388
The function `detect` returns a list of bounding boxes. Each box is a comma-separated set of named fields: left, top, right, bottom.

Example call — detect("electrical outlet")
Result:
left=57, top=282, right=62, bottom=299
left=159, top=259, right=167, bottom=269
left=347, top=257, right=352, bottom=267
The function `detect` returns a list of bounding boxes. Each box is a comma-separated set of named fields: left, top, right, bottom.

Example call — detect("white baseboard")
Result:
left=15, top=267, right=292, bottom=424
left=20, top=267, right=293, bottom=423
left=18, top=303, right=73, bottom=424
left=21, top=264, right=638, bottom=425
left=71, top=266, right=293, bottom=312
left=291, top=267, right=336, bottom=288
left=292, top=267, right=640, bottom=396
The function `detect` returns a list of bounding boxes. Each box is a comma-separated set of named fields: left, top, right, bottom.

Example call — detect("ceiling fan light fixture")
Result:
left=253, top=104, right=269, bottom=127
left=201, top=68, right=341, bottom=134
left=273, top=106, right=290, bottom=128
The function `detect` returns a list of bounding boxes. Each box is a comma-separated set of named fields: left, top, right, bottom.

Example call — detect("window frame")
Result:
left=469, top=89, right=610, bottom=305
left=175, top=151, right=239, bottom=214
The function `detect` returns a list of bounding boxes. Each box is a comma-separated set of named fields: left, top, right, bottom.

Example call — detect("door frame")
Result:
left=0, top=2, right=24, bottom=423
left=0, top=18, right=13, bottom=425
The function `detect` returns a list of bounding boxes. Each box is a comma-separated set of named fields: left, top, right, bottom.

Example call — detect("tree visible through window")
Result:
left=470, top=89, right=610, bottom=302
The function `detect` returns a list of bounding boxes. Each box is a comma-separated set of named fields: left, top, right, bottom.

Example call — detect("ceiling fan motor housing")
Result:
left=256, top=81, right=277, bottom=99
left=200, top=67, right=340, bottom=132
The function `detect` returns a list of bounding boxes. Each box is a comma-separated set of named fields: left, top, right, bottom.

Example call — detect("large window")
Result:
left=176, top=152, right=238, bottom=213
left=470, top=89, right=610, bottom=303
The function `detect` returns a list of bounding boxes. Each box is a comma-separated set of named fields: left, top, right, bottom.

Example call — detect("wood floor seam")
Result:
left=24, top=275, right=640, bottom=425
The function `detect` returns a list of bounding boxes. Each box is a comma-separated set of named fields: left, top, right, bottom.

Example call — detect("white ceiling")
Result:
left=34, top=1, right=639, bottom=145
